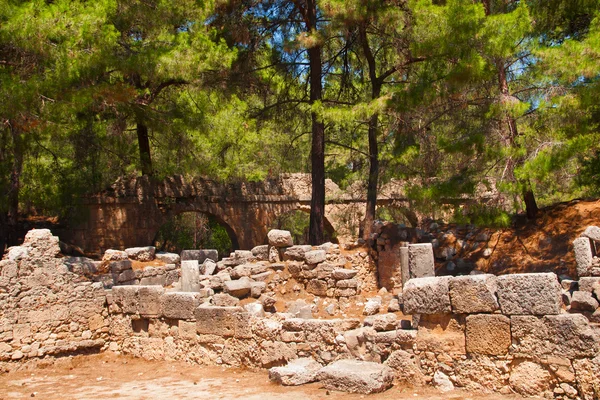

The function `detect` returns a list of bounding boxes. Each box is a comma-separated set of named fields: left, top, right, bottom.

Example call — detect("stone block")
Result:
left=139, top=276, right=166, bottom=286
left=449, top=274, right=499, bottom=314
left=465, top=314, right=510, bottom=355
left=269, top=358, right=321, bottom=386
left=155, top=252, right=180, bottom=265
left=195, top=306, right=251, bottom=338
left=223, top=279, right=252, bottom=298
left=496, top=273, right=561, bottom=315
left=363, top=313, right=397, bottom=331
left=250, top=281, right=266, bottom=298
left=407, top=243, right=434, bottom=279
left=316, top=359, right=394, bottom=394
left=363, top=296, right=382, bottom=316
left=125, top=246, right=155, bottom=261
left=336, top=279, right=358, bottom=288
left=306, top=279, right=328, bottom=296
left=180, top=249, right=218, bottom=263
left=304, top=250, right=326, bottom=265
left=212, top=293, right=240, bottom=307
left=581, top=226, right=600, bottom=242
left=267, top=229, right=293, bottom=247
left=509, top=361, right=552, bottom=397
left=579, top=277, right=600, bottom=293
left=138, top=286, right=165, bottom=317
left=570, top=291, right=599, bottom=312
left=511, top=314, right=600, bottom=359
left=574, top=237, right=594, bottom=277
left=181, top=260, right=200, bottom=292
left=332, top=268, right=357, bottom=280
left=111, top=286, right=139, bottom=314
left=282, top=245, right=312, bottom=261
left=200, top=259, right=217, bottom=275
left=400, top=246, right=409, bottom=286
left=403, top=277, right=451, bottom=315
left=251, top=245, right=269, bottom=261
left=109, top=260, right=132, bottom=273
left=160, top=292, right=200, bottom=320
left=116, top=269, right=137, bottom=284
left=102, top=249, right=128, bottom=262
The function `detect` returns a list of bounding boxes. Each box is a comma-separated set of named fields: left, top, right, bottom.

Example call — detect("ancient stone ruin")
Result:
left=1, top=228, right=600, bottom=398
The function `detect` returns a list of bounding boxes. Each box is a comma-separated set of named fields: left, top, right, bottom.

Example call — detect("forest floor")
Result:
left=0, top=353, right=524, bottom=400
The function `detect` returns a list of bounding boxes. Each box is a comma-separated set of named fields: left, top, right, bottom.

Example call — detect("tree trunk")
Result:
left=307, top=0, right=325, bottom=245
left=136, top=120, right=153, bottom=176
left=7, top=123, right=23, bottom=247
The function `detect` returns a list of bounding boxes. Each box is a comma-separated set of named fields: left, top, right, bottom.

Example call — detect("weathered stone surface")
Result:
left=244, top=302, right=265, bottom=317
left=212, top=293, right=240, bottom=307
left=511, top=314, right=600, bottom=358
left=268, top=246, right=280, bottom=263
left=251, top=245, right=269, bottom=261
left=181, top=260, right=200, bottom=292
left=496, top=273, right=561, bottom=315
left=403, top=277, right=451, bottom=315
left=250, top=281, right=266, bottom=298
left=574, top=237, right=594, bottom=277
left=269, top=357, right=321, bottom=386
left=267, top=230, right=293, bottom=248
left=160, top=292, right=200, bottom=319
left=282, top=245, right=312, bottom=261
left=138, top=286, right=164, bottom=317
left=570, top=290, right=599, bottom=311
left=363, top=313, right=397, bottom=332
left=287, top=300, right=313, bottom=319
left=125, top=246, right=155, bottom=261
left=400, top=246, right=409, bottom=286
left=195, top=306, right=251, bottom=338
left=316, top=359, right=394, bottom=394
left=181, top=249, right=218, bottom=263
left=155, top=252, right=180, bottom=265
left=103, top=249, right=128, bottom=262
left=579, top=277, right=600, bottom=293
left=335, top=279, right=358, bottom=288
left=433, top=371, right=454, bottom=393
left=383, top=350, right=425, bottom=385
left=111, top=286, right=139, bottom=314
left=332, top=269, right=357, bottom=280
left=466, top=314, right=510, bottom=355
left=509, top=361, right=552, bottom=397
left=363, top=296, right=382, bottom=316
left=449, top=274, right=499, bottom=314
left=223, top=279, right=252, bottom=298
left=407, top=243, right=434, bottom=279
left=306, top=279, right=328, bottom=296
left=582, top=226, right=600, bottom=242
left=200, top=259, right=217, bottom=275
left=304, top=250, right=326, bottom=265
left=573, top=355, right=600, bottom=400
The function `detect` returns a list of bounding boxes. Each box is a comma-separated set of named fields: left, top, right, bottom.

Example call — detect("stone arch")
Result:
left=268, top=206, right=338, bottom=244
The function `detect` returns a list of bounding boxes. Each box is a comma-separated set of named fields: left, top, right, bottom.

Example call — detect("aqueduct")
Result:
left=63, top=173, right=414, bottom=256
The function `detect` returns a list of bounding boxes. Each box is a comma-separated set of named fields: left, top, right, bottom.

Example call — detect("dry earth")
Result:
left=0, top=353, right=525, bottom=400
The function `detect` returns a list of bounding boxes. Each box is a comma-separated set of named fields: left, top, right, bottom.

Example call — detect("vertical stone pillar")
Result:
left=181, top=260, right=200, bottom=292
left=408, top=243, right=435, bottom=279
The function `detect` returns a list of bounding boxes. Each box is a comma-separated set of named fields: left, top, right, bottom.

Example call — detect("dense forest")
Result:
left=1, top=0, right=599, bottom=251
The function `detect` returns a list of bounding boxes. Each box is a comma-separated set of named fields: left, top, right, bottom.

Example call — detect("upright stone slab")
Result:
left=181, top=260, right=200, bottom=292
left=449, top=274, right=499, bottom=313
left=403, top=276, right=451, bottom=315
left=400, top=246, right=410, bottom=287
left=316, top=359, right=394, bottom=394
left=573, top=237, right=594, bottom=277
left=181, top=249, right=218, bottom=263
left=496, top=273, right=561, bottom=315
left=407, top=243, right=434, bottom=279
left=581, top=226, right=600, bottom=242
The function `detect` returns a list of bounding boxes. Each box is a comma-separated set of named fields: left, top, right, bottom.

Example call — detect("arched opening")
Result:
left=375, top=205, right=419, bottom=227
left=154, top=211, right=239, bottom=258
left=270, top=209, right=337, bottom=245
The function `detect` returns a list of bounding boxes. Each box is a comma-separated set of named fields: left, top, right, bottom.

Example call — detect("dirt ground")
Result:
left=0, top=353, right=525, bottom=400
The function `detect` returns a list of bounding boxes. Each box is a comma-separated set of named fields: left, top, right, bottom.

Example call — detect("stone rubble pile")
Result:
left=1, top=228, right=600, bottom=399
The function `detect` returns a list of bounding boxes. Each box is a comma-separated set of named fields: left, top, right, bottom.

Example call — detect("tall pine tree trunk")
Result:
left=307, top=0, right=325, bottom=245
left=7, top=122, right=23, bottom=247
left=136, top=120, right=153, bottom=176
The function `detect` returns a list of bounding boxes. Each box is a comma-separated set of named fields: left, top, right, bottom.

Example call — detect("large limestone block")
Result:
left=509, top=361, right=552, bottom=397
left=22, top=229, right=61, bottom=259
left=574, top=237, right=594, bottom=277
left=316, top=359, right=394, bottom=394
left=570, top=290, right=599, bottom=311
left=283, top=245, right=312, bottom=261
left=181, top=260, right=200, bottom=292
left=125, top=246, right=155, bottom=261
left=180, top=249, right=218, bottom=263
left=579, top=277, right=600, bottom=293
left=155, top=252, right=180, bottom=265
left=400, top=246, right=410, bottom=286
left=111, top=286, right=139, bottom=314
left=304, top=250, right=326, bottom=265
left=269, top=357, right=321, bottom=386
left=496, top=273, right=561, bottom=315
left=223, top=279, right=252, bottom=298
left=573, top=355, right=600, bottom=400
left=581, top=226, right=600, bottom=242
left=449, top=274, right=499, bottom=314
left=511, top=314, right=600, bottom=359
left=103, top=249, right=128, bottom=262
left=465, top=314, right=510, bottom=355
left=403, top=277, right=451, bottom=315
left=195, top=305, right=251, bottom=338
left=138, top=286, right=165, bottom=317
left=407, top=243, right=435, bottom=279
left=160, top=292, right=201, bottom=320
left=267, top=229, right=293, bottom=247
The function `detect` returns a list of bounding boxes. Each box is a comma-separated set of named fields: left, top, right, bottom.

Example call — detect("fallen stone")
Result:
left=160, top=292, right=201, bottom=319
left=250, top=281, right=266, bottom=298
left=332, top=269, right=358, bottom=280
left=581, top=226, right=600, bottom=242
left=251, top=245, right=269, bottom=261
left=496, top=273, right=561, bottom=315
left=267, top=230, right=293, bottom=247
left=570, top=291, right=599, bottom=312
left=125, top=246, right=155, bottom=262
left=200, top=259, right=217, bottom=275
left=449, top=274, right=499, bottom=314
left=387, top=298, right=401, bottom=313
left=223, top=279, right=252, bottom=298
left=287, top=300, right=313, bottom=319
left=363, top=313, right=397, bottom=331
left=574, top=237, right=594, bottom=277
left=155, top=252, right=180, bottom=265
left=181, top=249, right=218, bottom=263
left=433, top=371, right=454, bottom=393
left=403, top=277, right=451, bottom=315
left=304, top=250, right=326, bottom=265
left=283, top=245, right=312, bottom=261
left=181, top=260, right=201, bottom=292
left=509, top=361, right=552, bottom=397
left=407, top=243, right=435, bottom=279
left=466, top=314, right=510, bottom=355
left=316, top=359, right=394, bottom=394
left=269, top=357, right=321, bottom=386
left=363, top=296, right=382, bottom=316
left=579, top=277, right=600, bottom=293
left=244, top=302, right=265, bottom=318
left=212, top=293, right=240, bottom=307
